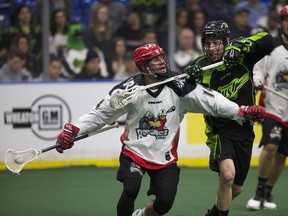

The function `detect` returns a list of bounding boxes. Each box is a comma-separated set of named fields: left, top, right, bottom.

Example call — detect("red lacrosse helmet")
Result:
left=133, top=43, right=164, bottom=66
left=133, top=43, right=170, bottom=80
left=280, top=5, right=288, bottom=18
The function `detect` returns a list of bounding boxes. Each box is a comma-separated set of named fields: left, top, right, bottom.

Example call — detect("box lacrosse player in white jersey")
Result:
left=246, top=5, right=288, bottom=211
left=54, top=43, right=265, bottom=216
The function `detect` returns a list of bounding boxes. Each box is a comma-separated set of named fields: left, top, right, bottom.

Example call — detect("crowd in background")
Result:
left=0, top=0, right=287, bottom=82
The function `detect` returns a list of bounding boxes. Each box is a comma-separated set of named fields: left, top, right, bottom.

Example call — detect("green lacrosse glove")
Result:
left=231, top=37, right=256, bottom=53
left=184, top=64, right=203, bottom=83
left=223, top=37, right=256, bottom=68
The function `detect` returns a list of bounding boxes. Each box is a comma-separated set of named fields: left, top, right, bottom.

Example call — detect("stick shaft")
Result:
left=143, top=61, right=224, bottom=90
left=264, top=86, right=288, bottom=101
left=41, top=122, right=119, bottom=153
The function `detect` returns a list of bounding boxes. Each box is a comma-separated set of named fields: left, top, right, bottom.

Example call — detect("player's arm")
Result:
left=75, top=94, right=127, bottom=134
left=253, top=55, right=269, bottom=90
left=55, top=91, right=128, bottom=153
left=183, top=84, right=265, bottom=124
left=223, top=32, right=275, bottom=67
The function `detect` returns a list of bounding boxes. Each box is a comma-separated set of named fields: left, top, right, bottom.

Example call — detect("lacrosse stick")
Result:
left=110, top=61, right=224, bottom=109
left=264, top=85, right=288, bottom=101
left=4, top=122, right=119, bottom=174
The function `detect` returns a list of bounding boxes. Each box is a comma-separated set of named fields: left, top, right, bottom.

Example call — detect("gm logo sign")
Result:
left=4, top=95, right=71, bottom=140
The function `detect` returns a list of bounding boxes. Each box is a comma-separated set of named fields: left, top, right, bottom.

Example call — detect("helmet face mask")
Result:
left=134, top=43, right=171, bottom=80
left=201, top=20, right=230, bottom=61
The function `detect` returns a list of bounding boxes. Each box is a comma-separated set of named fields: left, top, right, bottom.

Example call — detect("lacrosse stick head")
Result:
left=5, top=148, right=40, bottom=174
left=110, top=86, right=144, bottom=109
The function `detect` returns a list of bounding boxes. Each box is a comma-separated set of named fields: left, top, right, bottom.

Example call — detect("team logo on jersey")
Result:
left=270, top=126, right=282, bottom=140
left=274, top=70, right=288, bottom=90
left=217, top=73, right=249, bottom=99
left=136, top=106, right=176, bottom=139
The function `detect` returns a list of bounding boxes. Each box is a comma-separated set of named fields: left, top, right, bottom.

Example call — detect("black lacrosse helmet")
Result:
left=201, top=20, right=231, bottom=49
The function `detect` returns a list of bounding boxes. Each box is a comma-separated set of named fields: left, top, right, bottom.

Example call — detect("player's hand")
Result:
left=223, top=37, right=256, bottom=68
left=184, top=65, right=203, bottom=83
left=231, top=37, right=256, bottom=53
left=238, top=105, right=265, bottom=123
left=56, top=123, right=80, bottom=153
left=223, top=46, right=242, bottom=68
left=254, top=79, right=264, bottom=90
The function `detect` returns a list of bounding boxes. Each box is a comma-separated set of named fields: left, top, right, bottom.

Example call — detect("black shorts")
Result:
left=260, top=117, right=288, bottom=156
left=117, top=153, right=180, bottom=196
left=207, top=130, right=254, bottom=186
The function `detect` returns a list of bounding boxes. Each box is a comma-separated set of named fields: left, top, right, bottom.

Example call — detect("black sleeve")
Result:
left=247, top=32, right=275, bottom=65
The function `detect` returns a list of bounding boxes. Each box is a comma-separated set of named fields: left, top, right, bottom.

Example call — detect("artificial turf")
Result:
left=0, top=166, right=287, bottom=216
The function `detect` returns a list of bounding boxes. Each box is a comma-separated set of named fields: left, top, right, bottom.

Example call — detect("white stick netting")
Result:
left=110, top=87, right=143, bottom=109
left=5, top=149, right=40, bottom=174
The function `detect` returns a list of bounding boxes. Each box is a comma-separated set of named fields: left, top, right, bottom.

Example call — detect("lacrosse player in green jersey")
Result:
left=185, top=20, right=275, bottom=216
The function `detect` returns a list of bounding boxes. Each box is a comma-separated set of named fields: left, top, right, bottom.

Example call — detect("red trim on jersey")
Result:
left=171, top=127, right=180, bottom=161
left=266, top=113, right=288, bottom=127
left=119, top=128, right=180, bottom=170
left=122, top=148, right=176, bottom=170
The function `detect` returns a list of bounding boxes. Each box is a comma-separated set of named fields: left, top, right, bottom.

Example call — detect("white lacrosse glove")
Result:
left=254, top=79, right=263, bottom=90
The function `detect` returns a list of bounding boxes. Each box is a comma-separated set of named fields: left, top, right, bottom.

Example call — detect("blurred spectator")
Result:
left=2, top=5, right=42, bottom=65
left=73, top=49, right=107, bottom=80
left=0, top=48, right=32, bottom=82
left=10, top=34, right=41, bottom=78
left=174, top=28, right=199, bottom=72
left=270, top=0, right=288, bottom=13
left=182, top=0, right=202, bottom=13
left=230, top=8, right=252, bottom=39
left=62, top=23, right=87, bottom=77
left=128, top=0, right=167, bottom=49
left=63, top=23, right=109, bottom=79
left=235, top=0, right=268, bottom=28
left=190, top=9, right=206, bottom=52
left=93, top=0, right=126, bottom=33
left=33, top=0, right=72, bottom=25
left=109, top=36, right=137, bottom=81
left=176, top=8, right=190, bottom=35
left=201, top=0, right=234, bottom=25
left=34, top=55, right=68, bottom=81
left=49, top=9, right=69, bottom=57
left=128, top=0, right=166, bottom=29
left=181, top=0, right=202, bottom=28
left=142, top=29, right=158, bottom=45
left=83, top=3, right=114, bottom=72
left=116, top=10, right=146, bottom=57
left=0, top=21, right=6, bottom=67
left=252, top=9, right=280, bottom=37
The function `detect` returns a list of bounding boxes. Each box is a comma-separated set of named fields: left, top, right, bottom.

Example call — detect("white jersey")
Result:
left=75, top=73, right=242, bottom=169
left=253, top=41, right=288, bottom=126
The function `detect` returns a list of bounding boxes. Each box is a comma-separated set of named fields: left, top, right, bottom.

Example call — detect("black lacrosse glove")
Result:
left=223, top=37, right=256, bottom=68
left=184, top=64, right=203, bottom=83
